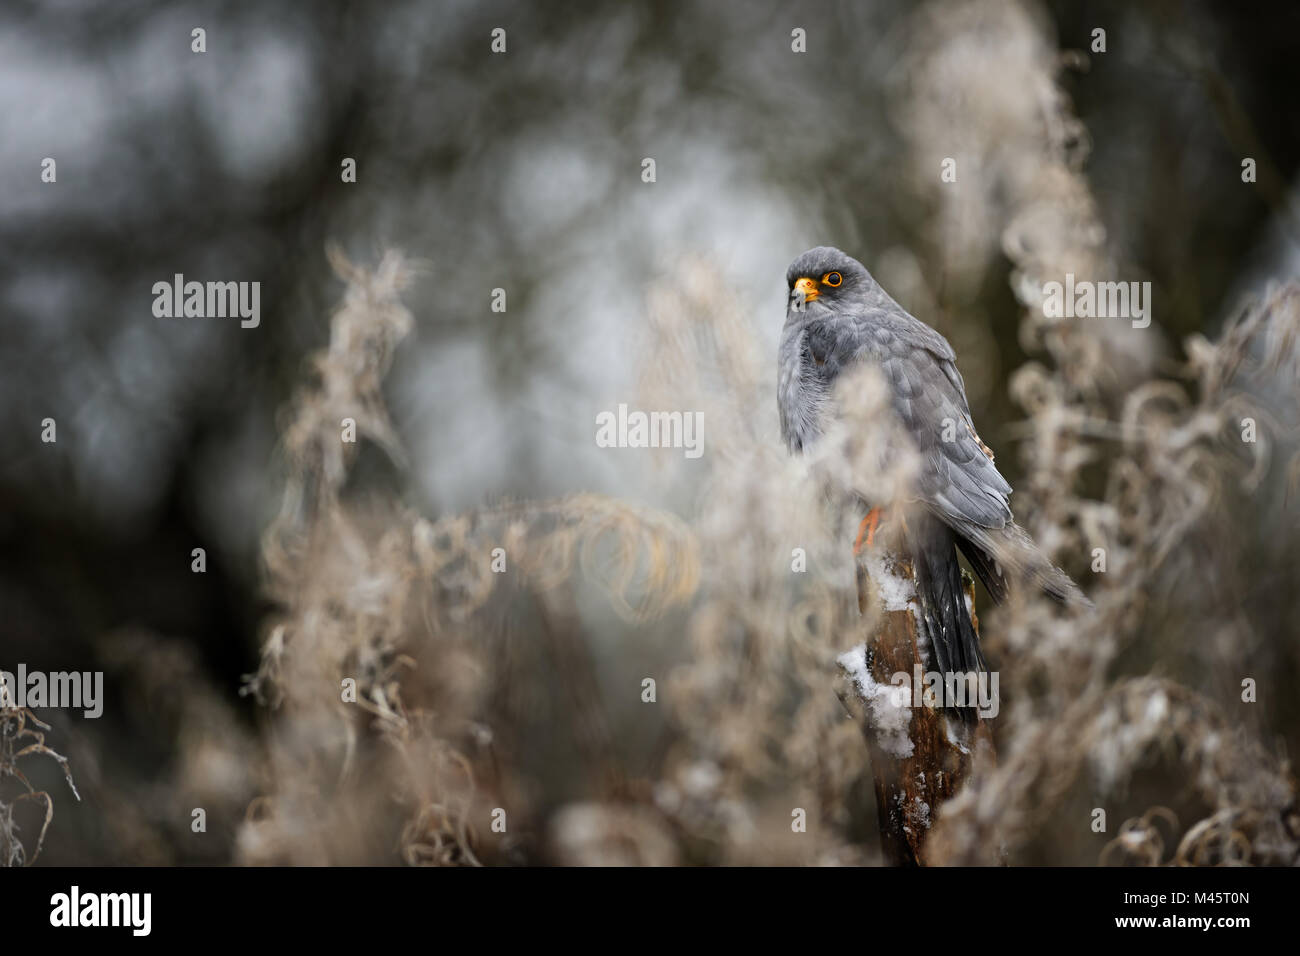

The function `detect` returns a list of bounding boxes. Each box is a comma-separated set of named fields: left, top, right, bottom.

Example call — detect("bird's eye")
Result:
left=824, top=272, right=842, bottom=287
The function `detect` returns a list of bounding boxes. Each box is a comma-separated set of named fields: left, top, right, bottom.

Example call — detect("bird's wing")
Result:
left=861, top=309, right=1090, bottom=607
left=861, top=311, right=1012, bottom=532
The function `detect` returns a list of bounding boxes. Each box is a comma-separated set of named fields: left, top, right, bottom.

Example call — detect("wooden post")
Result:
left=839, top=548, right=994, bottom=866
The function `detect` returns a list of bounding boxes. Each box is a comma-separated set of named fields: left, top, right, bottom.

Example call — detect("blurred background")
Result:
left=2, top=0, right=1298, bottom=865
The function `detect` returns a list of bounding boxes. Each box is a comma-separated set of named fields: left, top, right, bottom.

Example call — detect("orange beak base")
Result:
left=794, top=277, right=820, bottom=302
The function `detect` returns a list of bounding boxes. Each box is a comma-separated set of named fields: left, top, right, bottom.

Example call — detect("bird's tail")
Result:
left=909, top=514, right=987, bottom=702
left=896, top=516, right=1087, bottom=724
left=956, top=520, right=1092, bottom=610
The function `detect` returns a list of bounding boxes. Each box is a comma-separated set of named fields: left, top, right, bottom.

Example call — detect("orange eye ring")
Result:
left=824, top=271, right=842, bottom=287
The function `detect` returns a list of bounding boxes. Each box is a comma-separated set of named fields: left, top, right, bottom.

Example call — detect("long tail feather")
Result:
left=909, top=514, right=987, bottom=679
left=956, top=520, right=1092, bottom=609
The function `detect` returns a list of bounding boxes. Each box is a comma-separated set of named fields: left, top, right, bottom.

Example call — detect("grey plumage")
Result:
left=779, top=247, right=1087, bottom=681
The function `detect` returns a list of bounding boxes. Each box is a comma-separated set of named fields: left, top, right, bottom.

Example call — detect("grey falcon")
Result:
left=778, top=246, right=1087, bottom=680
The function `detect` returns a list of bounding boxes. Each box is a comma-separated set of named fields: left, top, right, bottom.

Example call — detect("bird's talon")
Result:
left=853, top=507, right=882, bottom=556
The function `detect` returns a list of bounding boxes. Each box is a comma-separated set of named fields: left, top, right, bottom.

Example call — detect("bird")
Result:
left=778, top=246, right=1087, bottom=682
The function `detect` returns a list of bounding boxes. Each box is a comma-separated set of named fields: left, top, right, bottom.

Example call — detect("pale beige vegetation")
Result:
left=222, top=235, right=1298, bottom=865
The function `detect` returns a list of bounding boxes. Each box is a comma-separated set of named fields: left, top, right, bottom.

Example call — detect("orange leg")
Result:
left=853, top=506, right=911, bottom=555
left=853, top=507, right=882, bottom=556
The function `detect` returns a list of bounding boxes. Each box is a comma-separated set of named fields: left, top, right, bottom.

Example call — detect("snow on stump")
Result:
left=838, top=546, right=994, bottom=866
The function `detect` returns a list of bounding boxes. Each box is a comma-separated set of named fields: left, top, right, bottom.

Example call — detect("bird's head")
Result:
left=786, top=246, right=872, bottom=313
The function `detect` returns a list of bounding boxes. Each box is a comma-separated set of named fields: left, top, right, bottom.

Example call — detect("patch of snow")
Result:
left=838, top=643, right=914, bottom=758
left=912, top=796, right=931, bottom=830
left=943, top=716, right=971, bottom=755
left=863, top=550, right=916, bottom=611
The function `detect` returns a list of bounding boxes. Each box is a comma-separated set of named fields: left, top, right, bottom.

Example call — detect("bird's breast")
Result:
left=778, top=323, right=832, bottom=453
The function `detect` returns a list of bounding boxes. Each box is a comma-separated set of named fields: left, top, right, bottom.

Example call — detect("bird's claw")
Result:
left=853, top=508, right=882, bottom=556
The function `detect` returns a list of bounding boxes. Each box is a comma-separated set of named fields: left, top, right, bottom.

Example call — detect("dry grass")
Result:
left=0, top=699, right=78, bottom=866
left=228, top=235, right=1297, bottom=865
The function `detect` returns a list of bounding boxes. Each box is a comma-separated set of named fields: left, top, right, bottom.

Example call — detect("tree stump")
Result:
left=838, top=548, right=995, bottom=866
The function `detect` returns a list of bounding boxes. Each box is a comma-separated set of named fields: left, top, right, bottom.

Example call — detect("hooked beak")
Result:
left=793, top=277, right=820, bottom=303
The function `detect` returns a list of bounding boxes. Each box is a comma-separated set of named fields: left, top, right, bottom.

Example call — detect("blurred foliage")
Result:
left=1, top=0, right=1298, bottom=864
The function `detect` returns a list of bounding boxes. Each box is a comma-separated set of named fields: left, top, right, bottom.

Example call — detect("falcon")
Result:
left=778, top=246, right=1087, bottom=679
